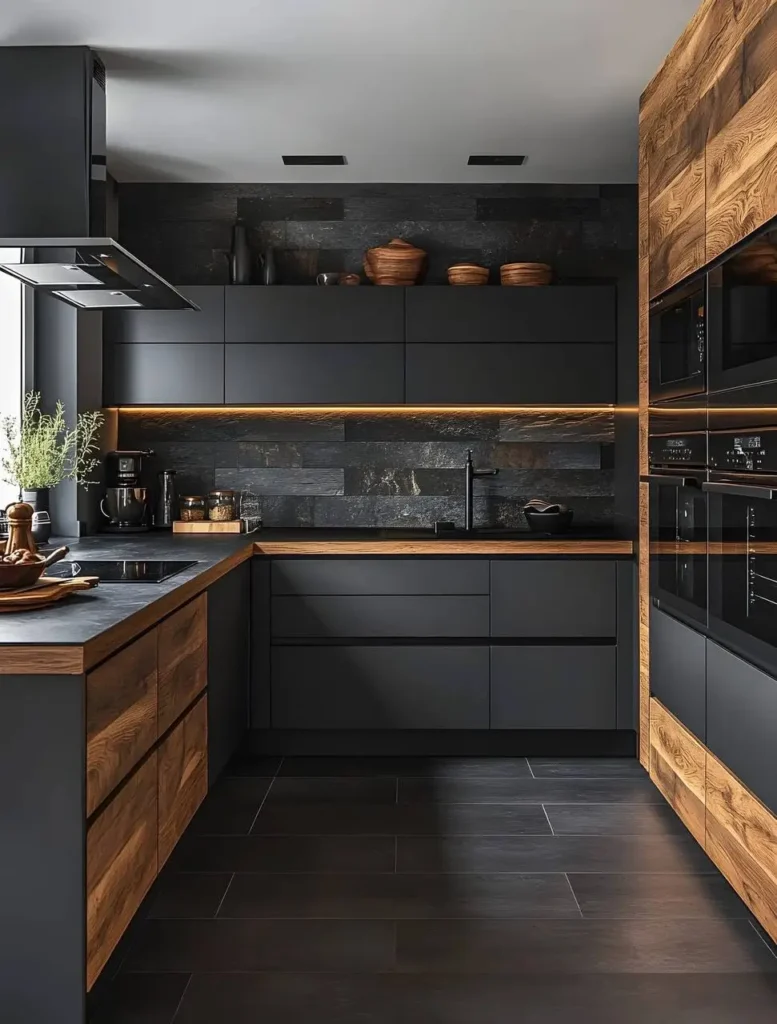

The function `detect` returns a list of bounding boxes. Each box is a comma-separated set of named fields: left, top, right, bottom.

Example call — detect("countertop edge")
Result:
left=253, top=540, right=635, bottom=555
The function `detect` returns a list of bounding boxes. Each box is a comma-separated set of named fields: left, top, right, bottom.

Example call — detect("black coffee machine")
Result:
left=101, top=450, right=155, bottom=533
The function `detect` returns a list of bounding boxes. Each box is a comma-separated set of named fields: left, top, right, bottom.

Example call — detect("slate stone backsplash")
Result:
left=119, top=410, right=616, bottom=530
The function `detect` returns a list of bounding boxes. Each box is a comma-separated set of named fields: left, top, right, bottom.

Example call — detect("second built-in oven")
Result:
left=649, top=275, right=706, bottom=402
left=644, top=432, right=708, bottom=628
left=706, top=428, right=777, bottom=676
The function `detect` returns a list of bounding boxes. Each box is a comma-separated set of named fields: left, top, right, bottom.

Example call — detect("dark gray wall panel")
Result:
left=272, top=646, right=490, bottom=729
left=650, top=607, right=706, bottom=742
left=108, top=343, right=225, bottom=405
left=491, top=646, right=617, bottom=729
left=406, top=286, right=616, bottom=344
left=707, top=640, right=777, bottom=815
left=208, top=562, right=251, bottom=782
left=226, top=286, right=404, bottom=344
left=104, top=286, right=224, bottom=344
left=406, top=344, right=615, bottom=404
left=225, top=344, right=404, bottom=405
left=490, top=560, right=617, bottom=637
left=271, top=558, right=490, bottom=595
left=272, top=595, right=490, bottom=638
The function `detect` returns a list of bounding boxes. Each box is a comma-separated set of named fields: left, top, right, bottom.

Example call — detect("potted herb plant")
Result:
left=0, top=392, right=104, bottom=540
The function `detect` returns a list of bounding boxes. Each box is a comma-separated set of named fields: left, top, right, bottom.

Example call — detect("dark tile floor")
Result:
left=91, top=757, right=777, bottom=1023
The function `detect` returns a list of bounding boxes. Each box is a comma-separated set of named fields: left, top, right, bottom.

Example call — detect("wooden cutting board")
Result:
left=0, top=576, right=99, bottom=611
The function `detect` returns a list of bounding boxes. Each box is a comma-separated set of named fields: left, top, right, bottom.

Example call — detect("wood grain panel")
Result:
left=649, top=157, right=706, bottom=297
left=158, top=694, right=208, bottom=868
left=86, top=754, right=158, bottom=990
left=157, top=594, right=207, bottom=736
left=706, top=750, right=777, bottom=940
left=254, top=541, right=634, bottom=556
left=86, top=630, right=158, bottom=817
left=638, top=134, right=650, bottom=769
left=707, top=69, right=777, bottom=260
left=0, top=646, right=84, bottom=674
left=649, top=698, right=706, bottom=846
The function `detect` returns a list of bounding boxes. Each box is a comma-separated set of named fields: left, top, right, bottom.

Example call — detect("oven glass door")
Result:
left=706, top=477, right=777, bottom=676
left=709, top=232, right=777, bottom=392
left=649, top=283, right=706, bottom=402
left=648, top=473, right=707, bottom=627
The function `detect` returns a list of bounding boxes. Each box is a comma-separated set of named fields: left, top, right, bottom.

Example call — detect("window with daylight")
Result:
left=0, top=249, right=25, bottom=509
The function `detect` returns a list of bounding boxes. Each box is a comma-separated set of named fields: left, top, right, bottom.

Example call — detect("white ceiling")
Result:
left=3, top=0, right=698, bottom=183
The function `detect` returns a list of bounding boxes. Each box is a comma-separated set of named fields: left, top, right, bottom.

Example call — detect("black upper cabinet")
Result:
left=406, top=343, right=615, bottom=404
left=225, top=286, right=405, bottom=344
left=103, top=286, right=224, bottom=344
left=107, top=343, right=225, bottom=405
left=406, top=286, right=616, bottom=344
left=225, top=343, right=404, bottom=405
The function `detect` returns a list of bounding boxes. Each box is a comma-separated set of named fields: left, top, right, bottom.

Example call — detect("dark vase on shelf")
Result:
left=261, top=247, right=277, bottom=285
left=21, top=488, right=52, bottom=544
left=230, top=218, right=252, bottom=284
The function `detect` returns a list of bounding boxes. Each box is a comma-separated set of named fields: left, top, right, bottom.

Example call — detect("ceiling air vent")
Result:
left=468, top=155, right=526, bottom=166
left=282, top=155, right=347, bottom=166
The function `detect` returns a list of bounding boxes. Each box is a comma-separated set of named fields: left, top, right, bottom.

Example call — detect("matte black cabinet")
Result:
left=207, top=563, right=250, bottom=782
left=706, top=640, right=777, bottom=815
left=490, top=560, right=617, bottom=637
left=271, top=646, right=490, bottom=729
left=650, top=607, right=706, bottom=742
left=224, top=343, right=404, bottom=405
left=271, top=558, right=490, bottom=595
left=103, top=286, right=224, bottom=345
left=491, top=646, right=617, bottom=729
left=406, top=286, right=616, bottom=344
left=106, top=343, right=225, bottom=405
left=405, top=343, right=616, bottom=404
left=225, top=286, right=404, bottom=344
left=271, top=595, right=490, bottom=639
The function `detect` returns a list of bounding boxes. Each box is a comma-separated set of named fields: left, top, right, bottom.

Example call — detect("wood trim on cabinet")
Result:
left=253, top=540, right=634, bottom=556
left=157, top=594, right=208, bottom=736
left=158, top=693, right=208, bottom=868
left=0, top=646, right=84, bottom=674
left=648, top=698, right=706, bottom=847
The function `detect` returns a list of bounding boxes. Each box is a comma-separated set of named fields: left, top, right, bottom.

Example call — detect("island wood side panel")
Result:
left=157, top=594, right=208, bottom=735
left=158, top=694, right=208, bottom=868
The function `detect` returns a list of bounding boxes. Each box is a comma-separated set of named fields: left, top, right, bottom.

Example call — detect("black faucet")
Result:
left=464, top=449, right=498, bottom=532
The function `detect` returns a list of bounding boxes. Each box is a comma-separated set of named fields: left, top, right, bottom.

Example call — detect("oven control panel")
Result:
left=709, top=431, right=774, bottom=472
left=649, top=433, right=706, bottom=467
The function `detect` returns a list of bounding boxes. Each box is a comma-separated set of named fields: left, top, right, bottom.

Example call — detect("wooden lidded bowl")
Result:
left=500, top=262, right=552, bottom=286
left=447, top=263, right=489, bottom=286
left=364, top=239, right=427, bottom=286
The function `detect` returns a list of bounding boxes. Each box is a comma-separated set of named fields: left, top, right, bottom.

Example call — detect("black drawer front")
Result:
left=272, top=595, right=490, bottom=638
left=225, top=344, right=404, bottom=404
left=104, top=286, right=224, bottom=344
left=406, top=344, right=615, bottom=405
left=271, top=558, right=490, bottom=596
left=490, top=561, right=617, bottom=638
left=226, top=286, right=404, bottom=344
left=271, top=646, right=490, bottom=729
left=106, top=343, right=225, bottom=405
left=406, top=286, right=616, bottom=345
left=706, top=640, right=777, bottom=815
left=490, top=646, right=617, bottom=729
left=650, top=608, right=706, bottom=742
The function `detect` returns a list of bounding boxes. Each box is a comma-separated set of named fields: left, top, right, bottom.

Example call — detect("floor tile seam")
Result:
left=541, top=805, right=554, bottom=835
left=748, top=920, right=777, bottom=961
left=212, top=873, right=236, bottom=918
left=247, top=769, right=283, bottom=833
left=169, top=972, right=194, bottom=1024
left=563, top=873, right=584, bottom=917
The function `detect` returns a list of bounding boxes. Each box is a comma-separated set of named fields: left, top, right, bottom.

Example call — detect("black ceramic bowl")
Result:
left=523, top=509, right=574, bottom=534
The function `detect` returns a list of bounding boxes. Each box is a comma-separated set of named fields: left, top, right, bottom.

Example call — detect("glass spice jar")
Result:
left=208, top=490, right=236, bottom=521
left=179, top=495, right=206, bottom=522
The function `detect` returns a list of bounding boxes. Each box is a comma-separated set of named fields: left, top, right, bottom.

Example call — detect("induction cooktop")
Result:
left=46, top=560, right=197, bottom=583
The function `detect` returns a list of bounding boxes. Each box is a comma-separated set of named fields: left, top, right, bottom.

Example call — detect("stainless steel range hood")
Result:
left=0, top=46, right=198, bottom=312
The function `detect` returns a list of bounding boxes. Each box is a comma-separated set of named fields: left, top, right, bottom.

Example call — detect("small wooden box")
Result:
left=172, top=520, right=244, bottom=534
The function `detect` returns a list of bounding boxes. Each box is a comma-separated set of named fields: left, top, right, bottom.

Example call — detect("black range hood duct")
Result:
left=0, top=46, right=197, bottom=312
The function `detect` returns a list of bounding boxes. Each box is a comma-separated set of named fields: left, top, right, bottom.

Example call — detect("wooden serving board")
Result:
left=0, top=576, right=99, bottom=611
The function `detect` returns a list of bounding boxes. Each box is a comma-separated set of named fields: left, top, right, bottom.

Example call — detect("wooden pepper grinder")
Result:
left=4, top=502, right=37, bottom=557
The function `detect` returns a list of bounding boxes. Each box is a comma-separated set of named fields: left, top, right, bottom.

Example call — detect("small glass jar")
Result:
left=179, top=495, right=206, bottom=522
left=208, top=490, right=236, bottom=521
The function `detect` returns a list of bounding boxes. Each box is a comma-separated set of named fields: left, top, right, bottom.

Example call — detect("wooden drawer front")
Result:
left=490, top=560, right=616, bottom=637
left=490, top=646, right=617, bottom=729
left=650, top=607, right=706, bottom=743
left=86, top=630, right=158, bottom=817
left=272, top=595, right=490, bottom=638
left=271, top=558, right=490, bottom=595
left=86, top=754, right=158, bottom=990
left=272, top=646, right=490, bottom=729
left=649, top=698, right=706, bottom=848
left=158, top=694, right=208, bottom=867
left=158, top=594, right=208, bottom=735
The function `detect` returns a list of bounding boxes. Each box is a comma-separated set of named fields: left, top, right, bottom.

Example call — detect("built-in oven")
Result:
left=706, top=427, right=777, bottom=677
left=643, top=431, right=708, bottom=629
left=649, top=274, right=706, bottom=402
left=708, top=227, right=777, bottom=394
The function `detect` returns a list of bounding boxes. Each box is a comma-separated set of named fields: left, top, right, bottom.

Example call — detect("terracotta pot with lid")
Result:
left=364, top=239, right=427, bottom=286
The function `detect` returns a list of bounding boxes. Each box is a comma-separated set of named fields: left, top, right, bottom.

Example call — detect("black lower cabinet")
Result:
left=271, top=646, right=490, bottom=729
left=490, top=646, right=617, bottom=729
left=224, top=343, right=404, bottom=404
left=650, top=607, right=706, bottom=742
left=271, top=595, right=490, bottom=638
left=706, top=640, right=777, bottom=815
left=207, top=564, right=251, bottom=782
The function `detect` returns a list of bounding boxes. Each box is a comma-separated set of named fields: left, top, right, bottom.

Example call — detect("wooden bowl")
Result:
left=0, top=546, right=69, bottom=590
left=448, top=263, right=489, bottom=286
left=364, top=239, right=427, bottom=286
left=500, top=262, right=552, bottom=286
